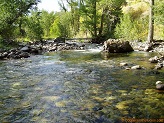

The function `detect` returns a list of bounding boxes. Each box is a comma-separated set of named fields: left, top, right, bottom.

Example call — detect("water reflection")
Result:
left=0, top=51, right=164, bottom=122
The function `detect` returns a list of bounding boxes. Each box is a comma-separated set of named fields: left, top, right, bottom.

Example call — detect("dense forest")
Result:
left=0, top=0, right=164, bottom=46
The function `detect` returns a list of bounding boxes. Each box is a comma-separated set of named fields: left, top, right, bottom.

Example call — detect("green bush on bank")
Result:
left=115, top=14, right=148, bottom=41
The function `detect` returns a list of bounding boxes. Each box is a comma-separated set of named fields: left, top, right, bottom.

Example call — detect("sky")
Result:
left=37, top=0, right=61, bottom=12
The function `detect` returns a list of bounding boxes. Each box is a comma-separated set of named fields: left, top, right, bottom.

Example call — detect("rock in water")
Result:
left=120, top=62, right=128, bottom=66
left=149, top=56, right=159, bottom=63
left=156, top=81, right=164, bottom=90
left=154, top=63, right=163, bottom=70
left=131, top=65, right=142, bottom=69
left=103, top=39, right=134, bottom=53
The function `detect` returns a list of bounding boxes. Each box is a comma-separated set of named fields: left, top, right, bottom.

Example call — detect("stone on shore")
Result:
left=0, top=40, right=86, bottom=60
left=0, top=52, right=8, bottom=59
left=21, top=46, right=30, bottom=52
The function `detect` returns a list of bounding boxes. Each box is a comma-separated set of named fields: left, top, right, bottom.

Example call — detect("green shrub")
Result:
left=115, top=13, right=148, bottom=41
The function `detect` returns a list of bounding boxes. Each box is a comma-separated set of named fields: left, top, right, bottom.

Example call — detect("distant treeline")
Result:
left=0, top=0, right=164, bottom=45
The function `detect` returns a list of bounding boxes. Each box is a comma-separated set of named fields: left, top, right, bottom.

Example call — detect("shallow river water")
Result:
left=0, top=47, right=164, bottom=123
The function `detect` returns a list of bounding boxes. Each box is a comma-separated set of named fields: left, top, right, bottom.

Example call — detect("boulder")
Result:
left=144, top=43, right=153, bottom=52
left=0, top=52, right=8, bottom=59
left=5, top=49, right=30, bottom=59
left=21, top=46, right=30, bottom=52
left=156, top=81, right=164, bottom=90
left=19, top=52, right=30, bottom=58
left=103, top=39, right=134, bottom=53
left=149, top=56, right=159, bottom=63
left=149, top=55, right=164, bottom=70
left=0, top=40, right=86, bottom=60
left=120, top=62, right=128, bottom=66
left=54, top=37, right=65, bottom=43
left=154, top=63, right=163, bottom=70
left=131, top=65, right=142, bottom=69
left=0, top=48, right=4, bottom=52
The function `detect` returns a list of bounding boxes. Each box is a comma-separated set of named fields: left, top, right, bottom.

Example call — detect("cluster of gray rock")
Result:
left=1, top=38, right=164, bottom=64
left=42, top=41, right=85, bottom=52
left=103, top=39, right=164, bottom=53
left=0, top=47, right=34, bottom=59
left=103, top=39, right=164, bottom=70
left=0, top=39, right=85, bottom=60
left=130, top=40, right=164, bottom=53
left=119, top=57, right=164, bottom=70
left=103, top=39, right=164, bottom=90
left=149, top=56, right=164, bottom=70
left=120, top=62, right=143, bottom=70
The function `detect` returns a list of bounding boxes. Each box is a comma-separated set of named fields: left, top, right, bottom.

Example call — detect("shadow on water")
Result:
left=0, top=49, right=164, bottom=123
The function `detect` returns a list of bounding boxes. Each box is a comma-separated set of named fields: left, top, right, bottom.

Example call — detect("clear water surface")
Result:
left=0, top=47, right=164, bottom=123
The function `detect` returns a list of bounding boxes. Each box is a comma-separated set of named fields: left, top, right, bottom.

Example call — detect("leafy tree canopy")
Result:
left=0, top=0, right=40, bottom=39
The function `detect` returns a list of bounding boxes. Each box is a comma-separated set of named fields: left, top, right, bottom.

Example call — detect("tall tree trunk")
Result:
left=93, top=0, right=97, bottom=38
left=147, top=0, right=154, bottom=43
left=99, top=8, right=105, bottom=36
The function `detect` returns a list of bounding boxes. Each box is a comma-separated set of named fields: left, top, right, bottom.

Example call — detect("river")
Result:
left=0, top=45, right=164, bottom=123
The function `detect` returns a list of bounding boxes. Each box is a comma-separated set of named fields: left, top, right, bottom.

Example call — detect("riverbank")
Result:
left=130, top=40, right=164, bottom=53
left=130, top=40, right=164, bottom=70
left=0, top=39, right=86, bottom=60
left=0, top=39, right=164, bottom=70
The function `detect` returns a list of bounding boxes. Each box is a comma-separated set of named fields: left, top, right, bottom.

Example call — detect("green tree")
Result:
left=78, top=0, right=98, bottom=38
left=154, top=0, right=164, bottom=39
left=40, top=10, right=55, bottom=38
left=147, top=0, right=154, bottom=43
left=154, top=0, right=164, bottom=25
left=98, top=0, right=126, bottom=39
left=50, top=18, right=62, bottom=38
left=25, top=11, right=43, bottom=41
left=115, top=0, right=149, bottom=41
left=115, top=13, right=148, bottom=41
left=59, top=0, right=81, bottom=36
left=50, top=12, right=72, bottom=38
left=59, top=0, right=125, bottom=42
left=0, top=0, right=40, bottom=40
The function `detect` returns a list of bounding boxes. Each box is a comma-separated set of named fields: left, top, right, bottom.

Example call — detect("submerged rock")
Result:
left=149, top=56, right=164, bottom=70
left=116, top=100, right=133, bottom=110
left=92, top=106, right=103, bottom=111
